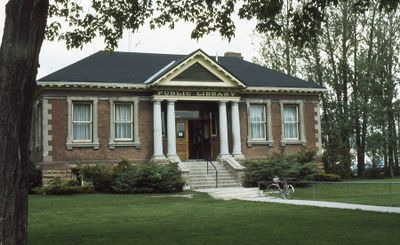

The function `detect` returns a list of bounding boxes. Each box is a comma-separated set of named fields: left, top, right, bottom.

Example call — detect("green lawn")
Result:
left=29, top=192, right=400, bottom=245
left=292, top=177, right=400, bottom=207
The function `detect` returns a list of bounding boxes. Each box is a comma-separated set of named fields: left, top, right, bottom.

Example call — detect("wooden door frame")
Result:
left=176, top=119, right=189, bottom=160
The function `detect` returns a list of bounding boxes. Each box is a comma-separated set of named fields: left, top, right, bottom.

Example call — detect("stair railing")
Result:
left=206, top=159, right=218, bottom=188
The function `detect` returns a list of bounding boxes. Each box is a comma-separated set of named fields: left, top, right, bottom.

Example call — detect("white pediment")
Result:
left=149, top=50, right=246, bottom=88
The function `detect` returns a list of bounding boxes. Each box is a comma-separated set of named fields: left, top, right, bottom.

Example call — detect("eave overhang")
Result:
left=36, top=81, right=147, bottom=90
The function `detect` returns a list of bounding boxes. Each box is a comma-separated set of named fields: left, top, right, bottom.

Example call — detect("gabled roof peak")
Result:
left=146, top=48, right=247, bottom=88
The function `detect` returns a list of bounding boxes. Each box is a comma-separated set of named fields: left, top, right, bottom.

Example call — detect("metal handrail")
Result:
left=206, top=159, right=218, bottom=188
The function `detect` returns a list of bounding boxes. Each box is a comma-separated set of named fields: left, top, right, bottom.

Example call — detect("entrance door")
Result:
left=176, top=119, right=189, bottom=160
left=188, top=120, right=212, bottom=160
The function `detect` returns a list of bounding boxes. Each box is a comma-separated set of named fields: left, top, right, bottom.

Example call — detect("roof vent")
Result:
left=224, top=52, right=243, bottom=59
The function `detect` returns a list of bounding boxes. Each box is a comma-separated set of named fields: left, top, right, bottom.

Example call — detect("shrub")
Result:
left=34, top=177, right=93, bottom=195
left=243, top=150, right=321, bottom=187
left=65, top=179, right=81, bottom=186
left=115, top=158, right=132, bottom=172
left=312, top=173, right=341, bottom=182
left=296, top=148, right=317, bottom=164
left=80, top=160, right=185, bottom=194
left=28, top=162, right=42, bottom=193
left=112, top=168, right=138, bottom=193
left=112, top=163, right=185, bottom=193
left=80, top=164, right=117, bottom=193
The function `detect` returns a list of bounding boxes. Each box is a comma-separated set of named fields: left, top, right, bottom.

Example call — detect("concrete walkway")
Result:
left=195, top=187, right=400, bottom=214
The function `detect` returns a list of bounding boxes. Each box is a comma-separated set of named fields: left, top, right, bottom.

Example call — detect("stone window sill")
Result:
left=66, top=142, right=100, bottom=150
left=109, top=141, right=141, bottom=149
left=247, top=140, right=274, bottom=147
left=281, top=140, right=306, bottom=146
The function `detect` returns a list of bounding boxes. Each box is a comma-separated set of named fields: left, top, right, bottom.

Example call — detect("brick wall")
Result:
left=44, top=98, right=153, bottom=168
left=35, top=91, right=321, bottom=168
left=239, top=95, right=320, bottom=160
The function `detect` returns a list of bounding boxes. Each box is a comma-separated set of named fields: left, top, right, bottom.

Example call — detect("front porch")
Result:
left=150, top=96, right=245, bottom=164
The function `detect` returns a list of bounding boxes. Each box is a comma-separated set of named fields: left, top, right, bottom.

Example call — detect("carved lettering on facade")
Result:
left=156, top=91, right=236, bottom=97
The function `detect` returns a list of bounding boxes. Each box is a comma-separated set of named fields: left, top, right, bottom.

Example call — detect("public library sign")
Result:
left=155, top=90, right=237, bottom=97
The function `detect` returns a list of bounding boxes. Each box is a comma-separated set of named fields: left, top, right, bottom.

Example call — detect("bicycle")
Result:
left=264, top=177, right=295, bottom=199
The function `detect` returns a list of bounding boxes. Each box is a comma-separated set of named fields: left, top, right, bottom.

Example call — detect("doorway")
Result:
left=188, top=120, right=211, bottom=160
left=171, top=102, right=219, bottom=161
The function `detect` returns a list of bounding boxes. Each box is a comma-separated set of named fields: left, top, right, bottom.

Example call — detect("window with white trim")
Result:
left=66, top=97, right=99, bottom=150
left=249, top=104, right=267, bottom=140
left=246, top=100, right=273, bottom=146
left=108, top=97, right=140, bottom=149
left=72, top=102, right=93, bottom=142
left=114, top=103, right=133, bottom=141
left=283, top=105, right=299, bottom=140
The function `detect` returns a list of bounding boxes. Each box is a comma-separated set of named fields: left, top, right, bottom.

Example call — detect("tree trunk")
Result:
left=359, top=5, right=376, bottom=177
left=284, top=0, right=291, bottom=75
left=387, top=109, right=395, bottom=178
left=0, top=0, right=48, bottom=244
left=351, top=12, right=365, bottom=177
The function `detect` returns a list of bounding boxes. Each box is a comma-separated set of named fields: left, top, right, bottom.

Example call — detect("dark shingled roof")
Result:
left=39, top=50, right=324, bottom=89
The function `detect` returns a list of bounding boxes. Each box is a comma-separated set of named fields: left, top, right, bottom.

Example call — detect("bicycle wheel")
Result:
left=266, top=184, right=281, bottom=198
left=282, top=185, right=295, bottom=199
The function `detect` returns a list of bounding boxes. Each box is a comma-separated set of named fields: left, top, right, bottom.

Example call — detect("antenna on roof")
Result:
left=128, top=32, right=131, bottom=52
left=216, top=52, right=219, bottom=62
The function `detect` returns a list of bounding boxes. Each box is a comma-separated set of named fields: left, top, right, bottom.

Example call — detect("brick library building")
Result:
left=31, top=49, right=325, bottom=188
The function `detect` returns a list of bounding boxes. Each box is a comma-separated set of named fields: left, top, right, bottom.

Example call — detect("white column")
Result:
left=167, top=100, right=179, bottom=162
left=231, top=101, right=244, bottom=160
left=218, top=101, right=230, bottom=157
left=152, top=99, right=165, bottom=160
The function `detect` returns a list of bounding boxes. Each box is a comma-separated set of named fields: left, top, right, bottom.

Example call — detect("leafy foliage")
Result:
left=296, top=147, right=317, bottom=163
left=80, top=160, right=185, bottom=194
left=33, top=177, right=93, bottom=195
left=112, top=163, right=184, bottom=193
left=45, top=0, right=400, bottom=51
left=255, top=0, right=400, bottom=177
left=80, top=164, right=118, bottom=193
left=312, top=173, right=341, bottom=182
left=243, top=149, right=321, bottom=187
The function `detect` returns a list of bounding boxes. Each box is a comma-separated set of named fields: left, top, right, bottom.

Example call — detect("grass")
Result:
left=29, top=192, right=400, bottom=245
left=292, top=177, right=400, bottom=207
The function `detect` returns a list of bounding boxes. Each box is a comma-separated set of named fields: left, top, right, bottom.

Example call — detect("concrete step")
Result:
left=182, top=160, right=241, bottom=190
left=190, top=180, right=239, bottom=185
left=189, top=172, right=233, bottom=177
left=190, top=176, right=236, bottom=181
left=195, top=187, right=259, bottom=199
left=191, top=183, right=241, bottom=189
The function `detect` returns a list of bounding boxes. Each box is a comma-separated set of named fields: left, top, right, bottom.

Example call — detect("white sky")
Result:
left=0, top=3, right=262, bottom=79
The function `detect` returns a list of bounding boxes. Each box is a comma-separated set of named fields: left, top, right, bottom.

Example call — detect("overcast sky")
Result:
left=0, top=3, right=262, bottom=79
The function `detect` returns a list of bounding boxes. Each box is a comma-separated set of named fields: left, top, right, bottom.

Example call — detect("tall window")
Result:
left=114, top=103, right=133, bottom=140
left=283, top=105, right=299, bottom=140
left=72, top=103, right=92, bottom=141
left=108, top=97, right=139, bottom=149
left=249, top=104, right=266, bottom=140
